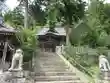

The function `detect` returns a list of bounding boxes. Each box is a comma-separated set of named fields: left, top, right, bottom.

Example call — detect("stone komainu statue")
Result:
left=99, top=55, right=110, bottom=71
left=8, top=49, right=23, bottom=71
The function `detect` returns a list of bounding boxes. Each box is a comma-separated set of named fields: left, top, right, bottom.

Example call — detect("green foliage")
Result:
left=64, top=46, right=109, bottom=77
left=29, top=1, right=46, bottom=26
left=57, top=0, right=86, bottom=25
left=4, top=7, right=24, bottom=29
left=16, top=27, right=38, bottom=62
left=87, top=0, right=110, bottom=35
left=64, top=46, right=94, bottom=77
left=70, top=21, right=90, bottom=44
left=97, top=31, right=108, bottom=46
left=70, top=1, right=110, bottom=47
left=81, top=30, right=99, bottom=48
left=69, top=21, right=99, bottom=47
left=47, top=3, right=58, bottom=31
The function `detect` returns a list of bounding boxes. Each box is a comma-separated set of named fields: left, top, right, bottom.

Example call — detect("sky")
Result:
left=5, top=0, right=110, bottom=10
left=5, top=0, right=19, bottom=10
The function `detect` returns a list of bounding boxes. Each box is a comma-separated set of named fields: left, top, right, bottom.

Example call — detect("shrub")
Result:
left=16, top=27, right=38, bottom=62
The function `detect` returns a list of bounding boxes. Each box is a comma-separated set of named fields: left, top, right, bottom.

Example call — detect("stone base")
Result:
left=0, top=71, right=26, bottom=83
left=0, top=73, right=7, bottom=83
left=98, top=71, right=110, bottom=82
left=7, top=78, right=25, bottom=83
left=9, top=71, right=24, bottom=78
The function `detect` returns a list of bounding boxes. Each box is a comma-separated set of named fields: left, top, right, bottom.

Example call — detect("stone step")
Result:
left=39, top=60, right=64, bottom=64
left=39, top=60, right=64, bottom=63
left=39, top=52, right=57, bottom=55
left=38, top=60, right=63, bottom=63
left=36, top=68, right=69, bottom=71
left=38, top=65, right=68, bottom=68
left=39, top=58, right=62, bottom=61
left=35, top=72, right=76, bottom=76
left=38, top=60, right=64, bottom=63
left=38, top=57, right=61, bottom=59
left=35, top=80, right=84, bottom=83
left=38, top=54, right=59, bottom=56
left=39, top=63, right=66, bottom=66
left=39, top=65, right=67, bottom=68
left=36, top=67, right=69, bottom=71
left=40, top=63, right=66, bottom=67
left=38, top=56, right=60, bottom=58
left=35, top=76, right=80, bottom=81
left=38, top=56, right=61, bottom=58
left=36, top=69, right=69, bottom=72
left=38, top=55, right=59, bottom=57
left=37, top=65, right=68, bottom=68
left=35, top=53, right=86, bottom=83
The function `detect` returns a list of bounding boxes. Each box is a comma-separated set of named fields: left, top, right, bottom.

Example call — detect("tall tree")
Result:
left=57, top=0, right=86, bottom=45
left=87, top=0, right=110, bottom=34
left=47, top=1, right=58, bottom=32
left=28, top=1, right=46, bottom=26
left=24, top=0, right=28, bottom=28
left=28, top=0, right=86, bottom=44
left=18, top=0, right=29, bottom=28
left=85, top=0, right=110, bottom=46
left=4, top=7, right=24, bottom=29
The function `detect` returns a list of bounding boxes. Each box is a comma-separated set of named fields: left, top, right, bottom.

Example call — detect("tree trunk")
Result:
left=24, top=0, right=28, bottom=28
left=2, top=40, right=8, bottom=70
left=65, top=25, right=71, bottom=46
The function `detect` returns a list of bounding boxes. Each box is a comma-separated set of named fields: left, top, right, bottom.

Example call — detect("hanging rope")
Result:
left=8, top=44, right=15, bottom=51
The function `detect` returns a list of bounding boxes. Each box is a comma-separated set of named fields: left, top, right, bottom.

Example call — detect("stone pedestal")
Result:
left=9, top=70, right=24, bottom=78
left=0, top=70, right=26, bottom=83
left=8, top=78, right=25, bottom=83
left=0, top=73, right=7, bottom=83
left=98, top=71, right=110, bottom=83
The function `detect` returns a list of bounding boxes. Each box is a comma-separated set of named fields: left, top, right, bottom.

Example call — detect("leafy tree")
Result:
left=85, top=0, right=110, bottom=47
left=47, top=1, right=58, bottom=32
left=87, top=0, right=110, bottom=34
left=29, top=0, right=86, bottom=41
left=17, top=0, right=29, bottom=28
left=24, top=0, right=28, bottom=28
left=56, top=0, right=86, bottom=45
left=29, top=1, right=46, bottom=26
left=4, top=7, right=24, bottom=29
left=16, top=27, right=38, bottom=62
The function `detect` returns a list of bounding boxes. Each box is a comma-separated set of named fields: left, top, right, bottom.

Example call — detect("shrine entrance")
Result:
left=42, top=41, right=56, bottom=52
left=37, top=27, right=66, bottom=53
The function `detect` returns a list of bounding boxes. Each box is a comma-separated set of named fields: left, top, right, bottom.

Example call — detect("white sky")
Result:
left=5, top=0, right=110, bottom=10
left=5, top=0, right=19, bottom=10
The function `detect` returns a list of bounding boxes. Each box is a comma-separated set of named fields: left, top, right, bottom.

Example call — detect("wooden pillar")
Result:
left=42, top=42, right=44, bottom=52
left=1, top=38, right=8, bottom=70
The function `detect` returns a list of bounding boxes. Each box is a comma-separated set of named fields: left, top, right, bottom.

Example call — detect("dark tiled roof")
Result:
left=37, top=27, right=66, bottom=36
left=0, top=24, right=16, bottom=33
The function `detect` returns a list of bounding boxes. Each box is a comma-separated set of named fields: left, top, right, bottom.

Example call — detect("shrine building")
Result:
left=37, top=26, right=66, bottom=52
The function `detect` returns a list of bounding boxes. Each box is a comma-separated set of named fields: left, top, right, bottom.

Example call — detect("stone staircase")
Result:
left=34, top=52, right=89, bottom=83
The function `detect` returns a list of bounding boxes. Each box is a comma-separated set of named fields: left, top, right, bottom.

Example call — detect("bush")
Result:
left=64, top=46, right=100, bottom=76
left=16, top=27, right=38, bottom=62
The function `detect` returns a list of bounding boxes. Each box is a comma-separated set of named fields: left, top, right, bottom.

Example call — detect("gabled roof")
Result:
left=0, top=24, right=16, bottom=33
left=37, top=27, right=66, bottom=36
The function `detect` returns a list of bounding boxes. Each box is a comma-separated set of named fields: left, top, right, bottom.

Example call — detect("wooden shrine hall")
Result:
left=0, top=17, right=19, bottom=69
left=37, top=26, right=66, bottom=52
